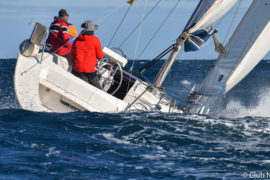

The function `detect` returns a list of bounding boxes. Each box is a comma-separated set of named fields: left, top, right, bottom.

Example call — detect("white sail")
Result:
left=190, top=0, right=270, bottom=114
left=183, top=0, right=238, bottom=52
left=154, top=0, right=238, bottom=87
left=184, top=0, right=238, bottom=33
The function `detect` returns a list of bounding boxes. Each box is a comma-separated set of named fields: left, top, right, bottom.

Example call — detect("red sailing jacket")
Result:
left=71, top=33, right=103, bottom=73
left=46, top=17, right=72, bottom=56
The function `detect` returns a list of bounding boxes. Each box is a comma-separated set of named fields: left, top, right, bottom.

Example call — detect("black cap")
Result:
left=59, top=9, right=69, bottom=17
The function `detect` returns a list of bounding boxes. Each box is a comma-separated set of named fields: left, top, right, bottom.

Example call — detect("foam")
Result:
left=181, top=80, right=192, bottom=86
left=102, top=133, right=130, bottom=145
left=223, top=88, right=270, bottom=118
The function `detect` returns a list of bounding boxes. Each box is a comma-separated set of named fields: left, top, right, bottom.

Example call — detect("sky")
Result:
left=1, top=0, right=269, bottom=60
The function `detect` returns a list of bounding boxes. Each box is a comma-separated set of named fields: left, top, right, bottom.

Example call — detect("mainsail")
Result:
left=188, top=0, right=270, bottom=114
left=183, top=0, right=238, bottom=52
left=153, top=0, right=238, bottom=87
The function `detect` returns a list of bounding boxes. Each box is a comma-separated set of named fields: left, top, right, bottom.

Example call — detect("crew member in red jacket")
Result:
left=46, top=9, right=73, bottom=71
left=71, top=20, right=103, bottom=89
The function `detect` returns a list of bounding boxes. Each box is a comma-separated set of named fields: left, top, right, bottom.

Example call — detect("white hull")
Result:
left=14, top=52, right=182, bottom=113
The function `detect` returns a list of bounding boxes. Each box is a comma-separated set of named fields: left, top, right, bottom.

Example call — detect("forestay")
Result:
left=191, top=0, right=270, bottom=114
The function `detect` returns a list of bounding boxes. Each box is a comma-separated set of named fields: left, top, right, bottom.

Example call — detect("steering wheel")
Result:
left=97, top=58, right=123, bottom=95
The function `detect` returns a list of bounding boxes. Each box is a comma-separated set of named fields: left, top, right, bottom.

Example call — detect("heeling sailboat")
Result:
left=14, top=0, right=237, bottom=114
left=185, top=0, right=270, bottom=115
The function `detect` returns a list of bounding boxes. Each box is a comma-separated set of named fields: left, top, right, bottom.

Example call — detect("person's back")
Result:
left=71, top=31, right=103, bottom=73
left=71, top=20, right=103, bottom=89
left=46, top=9, right=72, bottom=56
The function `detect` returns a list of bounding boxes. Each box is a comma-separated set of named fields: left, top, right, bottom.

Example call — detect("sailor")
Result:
left=70, top=20, right=103, bottom=89
left=46, top=9, right=73, bottom=71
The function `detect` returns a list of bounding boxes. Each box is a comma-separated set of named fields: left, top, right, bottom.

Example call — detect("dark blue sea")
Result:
left=1, top=58, right=270, bottom=180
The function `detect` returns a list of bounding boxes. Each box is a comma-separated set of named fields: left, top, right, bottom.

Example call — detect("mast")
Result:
left=152, top=0, right=237, bottom=88
left=153, top=32, right=187, bottom=87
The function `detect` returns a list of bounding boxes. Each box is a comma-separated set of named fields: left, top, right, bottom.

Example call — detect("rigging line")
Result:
left=139, top=44, right=174, bottom=73
left=164, top=88, right=189, bottom=102
left=119, top=0, right=162, bottom=48
left=222, top=0, right=243, bottom=45
left=125, top=0, right=149, bottom=93
left=96, top=3, right=127, bottom=24
left=107, top=4, right=133, bottom=47
left=136, top=0, right=182, bottom=60
left=124, top=85, right=152, bottom=111
left=133, top=0, right=148, bottom=60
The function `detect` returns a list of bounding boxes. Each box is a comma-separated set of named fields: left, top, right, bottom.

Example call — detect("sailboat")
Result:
left=14, top=0, right=267, bottom=115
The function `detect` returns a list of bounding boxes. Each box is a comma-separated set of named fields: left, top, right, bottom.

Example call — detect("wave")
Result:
left=223, top=88, right=270, bottom=118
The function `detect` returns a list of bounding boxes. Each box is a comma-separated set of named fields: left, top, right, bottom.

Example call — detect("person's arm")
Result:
left=96, top=38, right=103, bottom=60
left=61, top=26, right=72, bottom=49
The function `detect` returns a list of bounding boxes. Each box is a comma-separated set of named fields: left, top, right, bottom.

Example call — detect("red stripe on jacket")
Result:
left=46, top=17, right=72, bottom=56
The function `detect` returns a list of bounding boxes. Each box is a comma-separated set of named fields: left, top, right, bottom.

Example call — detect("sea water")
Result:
left=0, top=59, right=270, bottom=179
